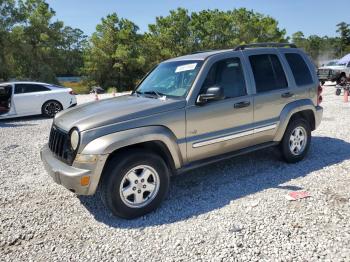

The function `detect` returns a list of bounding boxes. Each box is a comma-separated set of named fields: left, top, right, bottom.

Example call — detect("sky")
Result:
left=47, top=0, right=350, bottom=38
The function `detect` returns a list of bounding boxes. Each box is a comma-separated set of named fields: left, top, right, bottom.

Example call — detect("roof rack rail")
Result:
left=191, top=50, right=215, bottom=54
left=233, top=42, right=297, bottom=51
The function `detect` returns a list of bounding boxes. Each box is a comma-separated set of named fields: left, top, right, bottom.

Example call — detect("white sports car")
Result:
left=0, top=81, right=77, bottom=119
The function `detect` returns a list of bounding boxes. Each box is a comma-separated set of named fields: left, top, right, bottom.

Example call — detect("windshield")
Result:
left=136, top=60, right=203, bottom=98
left=326, top=61, right=338, bottom=66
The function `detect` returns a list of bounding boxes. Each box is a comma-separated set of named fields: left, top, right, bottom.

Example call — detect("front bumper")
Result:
left=317, top=70, right=341, bottom=82
left=40, top=145, right=108, bottom=195
left=315, top=106, right=323, bottom=129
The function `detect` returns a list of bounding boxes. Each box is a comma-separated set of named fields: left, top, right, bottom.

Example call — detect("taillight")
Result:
left=317, top=85, right=323, bottom=105
left=69, top=91, right=76, bottom=95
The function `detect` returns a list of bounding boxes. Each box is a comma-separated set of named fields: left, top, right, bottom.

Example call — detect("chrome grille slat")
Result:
left=48, top=125, right=70, bottom=163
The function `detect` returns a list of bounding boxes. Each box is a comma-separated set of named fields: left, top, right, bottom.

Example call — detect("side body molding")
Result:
left=81, top=126, right=184, bottom=169
left=273, top=99, right=317, bottom=142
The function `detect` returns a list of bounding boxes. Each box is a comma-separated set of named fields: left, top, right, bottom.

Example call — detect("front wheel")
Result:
left=42, top=100, right=63, bottom=118
left=280, top=118, right=311, bottom=163
left=100, top=150, right=170, bottom=219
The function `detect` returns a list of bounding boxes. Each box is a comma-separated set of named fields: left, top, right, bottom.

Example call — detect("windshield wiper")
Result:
left=134, top=90, right=143, bottom=96
left=142, top=90, right=166, bottom=99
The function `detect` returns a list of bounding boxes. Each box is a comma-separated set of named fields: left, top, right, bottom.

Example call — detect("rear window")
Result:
left=285, top=53, right=313, bottom=86
left=249, top=54, right=288, bottom=93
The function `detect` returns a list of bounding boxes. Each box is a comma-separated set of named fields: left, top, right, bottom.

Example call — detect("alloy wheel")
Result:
left=289, top=126, right=307, bottom=156
left=119, top=165, right=160, bottom=208
left=44, top=101, right=62, bottom=117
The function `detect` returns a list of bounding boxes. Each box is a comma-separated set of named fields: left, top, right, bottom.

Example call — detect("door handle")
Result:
left=281, top=92, right=294, bottom=98
left=234, top=101, right=251, bottom=108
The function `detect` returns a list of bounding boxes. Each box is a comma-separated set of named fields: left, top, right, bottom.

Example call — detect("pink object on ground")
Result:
left=344, top=90, right=348, bottom=103
left=285, top=191, right=311, bottom=201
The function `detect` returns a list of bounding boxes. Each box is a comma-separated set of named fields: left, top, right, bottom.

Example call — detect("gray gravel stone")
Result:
left=0, top=87, right=349, bottom=261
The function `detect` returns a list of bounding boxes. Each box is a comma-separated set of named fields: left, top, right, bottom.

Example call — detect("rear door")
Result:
left=243, top=49, right=294, bottom=143
left=280, top=50, right=315, bottom=101
left=13, top=84, right=51, bottom=115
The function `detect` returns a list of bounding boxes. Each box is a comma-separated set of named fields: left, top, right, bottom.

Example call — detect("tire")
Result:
left=336, top=75, right=347, bottom=86
left=280, top=118, right=311, bottom=163
left=100, top=149, right=170, bottom=219
left=336, top=89, right=341, bottom=96
left=42, top=100, right=63, bottom=118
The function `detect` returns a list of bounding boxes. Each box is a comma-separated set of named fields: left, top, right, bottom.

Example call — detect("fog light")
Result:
left=75, top=154, right=97, bottom=163
left=80, top=176, right=90, bottom=186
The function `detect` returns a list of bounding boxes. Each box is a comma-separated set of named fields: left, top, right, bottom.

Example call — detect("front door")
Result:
left=186, top=56, right=254, bottom=163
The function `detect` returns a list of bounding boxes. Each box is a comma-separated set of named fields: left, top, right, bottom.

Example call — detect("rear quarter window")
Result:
left=285, top=53, right=313, bottom=86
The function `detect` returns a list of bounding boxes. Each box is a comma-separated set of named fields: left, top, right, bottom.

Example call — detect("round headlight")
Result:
left=70, top=129, right=80, bottom=151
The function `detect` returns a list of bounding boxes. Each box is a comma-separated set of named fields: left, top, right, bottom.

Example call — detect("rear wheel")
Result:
left=42, top=100, right=63, bottom=118
left=100, top=149, right=170, bottom=219
left=280, top=118, right=311, bottom=163
left=336, top=75, right=347, bottom=86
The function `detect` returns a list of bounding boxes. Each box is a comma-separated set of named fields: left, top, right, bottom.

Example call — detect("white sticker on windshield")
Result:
left=175, top=63, right=197, bottom=73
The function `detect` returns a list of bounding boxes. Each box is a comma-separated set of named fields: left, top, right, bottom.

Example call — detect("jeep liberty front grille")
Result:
left=48, top=125, right=74, bottom=165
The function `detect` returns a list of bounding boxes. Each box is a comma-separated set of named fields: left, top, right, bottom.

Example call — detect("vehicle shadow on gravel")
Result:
left=78, top=136, right=350, bottom=228
left=0, top=115, right=48, bottom=128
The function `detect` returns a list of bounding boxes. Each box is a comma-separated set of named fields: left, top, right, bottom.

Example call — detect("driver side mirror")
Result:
left=197, top=86, right=224, bottom=104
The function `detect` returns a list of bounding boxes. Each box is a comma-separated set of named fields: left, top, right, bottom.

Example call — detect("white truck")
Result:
left=317, top=54, right=350, bottom=85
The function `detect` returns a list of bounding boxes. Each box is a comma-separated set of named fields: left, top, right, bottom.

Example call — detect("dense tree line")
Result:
left=0, top=0, right=87, bottom=83
left=292, top=22, right=350, bottom=65
left=83, top=8, right=287, bottom=90
left=1, top=0, right=350, bottom=91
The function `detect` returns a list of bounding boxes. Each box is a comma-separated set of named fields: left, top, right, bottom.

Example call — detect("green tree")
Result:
left=191, top=9, right=238, bottom=50
left=228, top=8, right=286, bottom=44
left=56, top=27, right=87, bottom=76
left=83, top=13, right=145, bottom=90
left=11, top=0, right=64, bottom=83
left=145, top=8, right=193, bottom=62
left=144, top=8, right=286, bottom=66
left=336, top=22, right=350, bottom=56
left=0, top=0, right=87, bottom=83
left=0, top=0, right=18, bottom=81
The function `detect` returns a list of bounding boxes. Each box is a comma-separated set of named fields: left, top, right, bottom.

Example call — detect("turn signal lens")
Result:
left=75, top=154, right=97, bottom=163
left=318, top=85, right=323, bottom=94
left=317, top=85, right=323, bottom=105
left=80, top=176, right=90, bottom=186
left=318, top=95, right=323, bottom=104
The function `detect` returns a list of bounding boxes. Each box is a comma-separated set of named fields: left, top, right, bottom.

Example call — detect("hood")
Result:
left=54, top=94, right=186, bottom=131
left=318, top=65, right=345, bottom=70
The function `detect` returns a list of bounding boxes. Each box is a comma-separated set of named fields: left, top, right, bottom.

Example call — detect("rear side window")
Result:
left=15, top=84, right=50, bottom=94
left=249, top=54, right=288, bottom=93
left=285, top=53, right=313, bottom=86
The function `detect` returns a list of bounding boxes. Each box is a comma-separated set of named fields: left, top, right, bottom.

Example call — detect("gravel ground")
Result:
left=0, top=85, right=350, bottom=261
